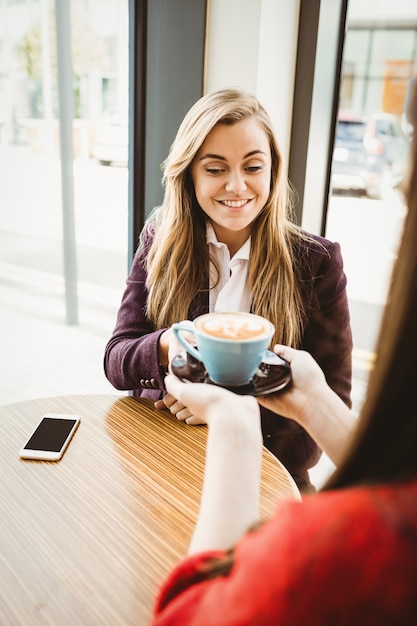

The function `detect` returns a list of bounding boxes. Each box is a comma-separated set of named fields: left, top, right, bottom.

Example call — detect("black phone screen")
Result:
left=24, top=417, right=78, bottom=452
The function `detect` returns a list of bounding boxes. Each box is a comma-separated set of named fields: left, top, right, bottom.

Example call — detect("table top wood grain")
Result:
left=0, top=394, right=300, bottom=625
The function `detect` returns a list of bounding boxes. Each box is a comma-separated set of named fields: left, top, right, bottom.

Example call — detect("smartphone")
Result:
left=19, top=413, right=81, bottom=461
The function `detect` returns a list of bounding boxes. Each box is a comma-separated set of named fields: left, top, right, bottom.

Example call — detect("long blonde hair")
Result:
left=143, top=87, right=308, bottom=346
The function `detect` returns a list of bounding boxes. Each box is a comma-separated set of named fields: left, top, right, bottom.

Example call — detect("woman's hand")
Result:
left=258, top=345, right=329, bottom=425
left=164, top=374, right=260, bottom=431
left=155, top=321, right=204, bottom=423
left=154, top=392, right=205, bottom=425
left=259, top=345, right=357, bottom=466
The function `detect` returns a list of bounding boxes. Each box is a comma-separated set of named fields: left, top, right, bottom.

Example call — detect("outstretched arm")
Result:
left=164, top=375, right=263, bottom=554
left=164, top=345, right=358, bottom=554
left=258, top=346, right=358, bottom=466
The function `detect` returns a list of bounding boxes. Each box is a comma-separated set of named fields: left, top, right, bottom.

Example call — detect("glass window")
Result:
left=369, top=30, right=416, bottom=75
left=0, top=0, right=129, bottom=404
left=327, top=0, right=416, bottom=414
left=336, top=119, right=366, bottom=141
left=343, top=30, right=371, bottom=77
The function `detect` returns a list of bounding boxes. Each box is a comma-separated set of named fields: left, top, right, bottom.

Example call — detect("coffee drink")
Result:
left=196, top=312, right=269, bottom=340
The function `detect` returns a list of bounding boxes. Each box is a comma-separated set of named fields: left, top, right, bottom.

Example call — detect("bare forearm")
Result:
left=162, top=377, right=264, bottom=554
left=296, top=387, right=358, bottom=466
left=188, top=414, right=263, bottom=554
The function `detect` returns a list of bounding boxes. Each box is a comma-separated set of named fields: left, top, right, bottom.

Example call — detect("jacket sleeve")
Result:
left=103, top=230, right=167, bottom=394
left=301, top=238, right=353, bottom=408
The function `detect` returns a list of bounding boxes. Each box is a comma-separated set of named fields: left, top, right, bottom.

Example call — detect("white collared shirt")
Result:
left=206, top=223, right=252, bottom=313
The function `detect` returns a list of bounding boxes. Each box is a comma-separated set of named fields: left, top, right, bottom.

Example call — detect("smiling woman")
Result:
left=190, top=117, right=271, bottom=255
left=104, top=87, right=353, bottom=493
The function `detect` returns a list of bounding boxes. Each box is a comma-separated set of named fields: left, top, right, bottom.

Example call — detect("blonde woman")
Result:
left=104, top=87, right=352, bottom=492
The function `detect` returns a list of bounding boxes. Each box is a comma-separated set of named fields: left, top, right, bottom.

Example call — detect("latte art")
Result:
left=197, top=313, right=269, bottom=340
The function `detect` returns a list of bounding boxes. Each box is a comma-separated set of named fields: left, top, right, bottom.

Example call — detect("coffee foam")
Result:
left=198, top=314, right=268, bottom=340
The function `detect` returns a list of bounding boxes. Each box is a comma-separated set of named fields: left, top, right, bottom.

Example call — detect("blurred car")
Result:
left=331, top=111, right=410, bottom=199
left=92, top=112, right=128, bottom=166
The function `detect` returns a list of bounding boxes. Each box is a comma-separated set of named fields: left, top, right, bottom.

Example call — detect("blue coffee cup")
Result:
left=172, top=312, right=275, bottom=386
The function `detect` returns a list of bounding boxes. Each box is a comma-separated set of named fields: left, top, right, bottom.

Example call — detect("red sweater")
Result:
left=151, top=480, right=417, bottom=625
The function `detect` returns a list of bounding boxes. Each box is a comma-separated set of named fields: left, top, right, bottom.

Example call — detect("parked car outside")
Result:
left=331, top=111, right=410, bottom=199
left=92, top=111, right=128, bottom=167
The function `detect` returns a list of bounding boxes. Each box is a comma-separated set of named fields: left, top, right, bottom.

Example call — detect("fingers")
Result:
left=165, top=374, right=230, bottom=404
left=154, top=393, right=194, bottom=422
left=185, top=415, right=207, bottom=426
left=273, top=344, right=297, bottom=362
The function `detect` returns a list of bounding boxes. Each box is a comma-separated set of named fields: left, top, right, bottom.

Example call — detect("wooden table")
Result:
left=0, top=394, right=300, bottom=625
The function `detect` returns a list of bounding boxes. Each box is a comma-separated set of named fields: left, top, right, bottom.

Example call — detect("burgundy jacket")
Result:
left=104, top=226, right=352, bottom=489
